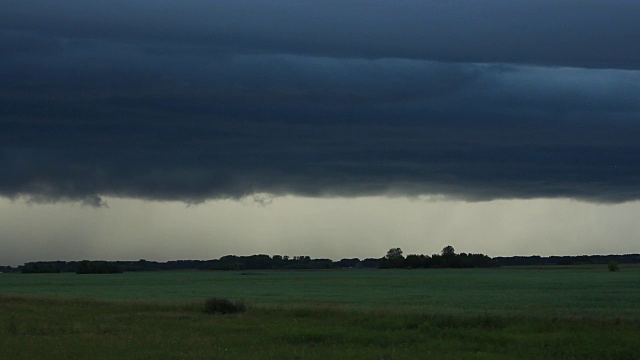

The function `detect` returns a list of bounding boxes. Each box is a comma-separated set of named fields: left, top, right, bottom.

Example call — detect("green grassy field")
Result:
left=1, top=268, right=640, bottom=359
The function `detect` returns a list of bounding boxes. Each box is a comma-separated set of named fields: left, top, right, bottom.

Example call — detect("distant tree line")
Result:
left=380, top=246, right=497, bottom=269
left=20, top=261, right=64, bottom=273
left=18, top=256, right=382, bottom=273
left=12, top=251, right=640, bottom=274
left=76, top=260, right=123, bottom=274
left=20, top=260, right=124, bottom=274
left=493, top=254, right=640, bottom=266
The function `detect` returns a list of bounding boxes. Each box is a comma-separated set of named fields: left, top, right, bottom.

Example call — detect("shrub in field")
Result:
left=203, top=298, right=245, bottom=314
left=8, top=315, right=18, bottom=336
left=608, top=261, right=620, bottom=272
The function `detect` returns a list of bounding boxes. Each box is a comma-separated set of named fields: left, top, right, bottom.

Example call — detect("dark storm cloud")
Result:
left=1, top=1, right=640, bottom=204
left=3, top=0, right=640, bottom=69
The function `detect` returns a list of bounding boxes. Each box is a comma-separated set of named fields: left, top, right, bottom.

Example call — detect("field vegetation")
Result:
left=1, top=268, right=639, bottom=359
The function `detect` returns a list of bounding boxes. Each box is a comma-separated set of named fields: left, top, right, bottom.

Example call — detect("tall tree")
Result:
left=441, top=245, right=456, bottom=257
left=381, top=248, right=405, bottom=268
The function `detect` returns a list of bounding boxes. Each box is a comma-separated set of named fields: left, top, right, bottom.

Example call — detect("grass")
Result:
left=1, top=268, right=640, bottom=359
left=2, top=267, right=639, bottom=317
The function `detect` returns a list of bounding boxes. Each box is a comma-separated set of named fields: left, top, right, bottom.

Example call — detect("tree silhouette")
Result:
left=381, top=248, right=405, bottom=268
left=386, top=248, right=404, bottom=260
left=441, top=245, right=456, bottom=257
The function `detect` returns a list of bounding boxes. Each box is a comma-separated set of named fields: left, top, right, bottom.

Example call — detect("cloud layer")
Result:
left=2, top=0, right=640, bottom=203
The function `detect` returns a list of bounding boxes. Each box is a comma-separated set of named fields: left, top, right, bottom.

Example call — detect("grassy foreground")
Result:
left=1, top=268, right=640, bottom=359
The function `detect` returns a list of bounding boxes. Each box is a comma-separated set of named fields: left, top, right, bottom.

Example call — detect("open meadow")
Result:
left=2, top=267, right=640, bottom=359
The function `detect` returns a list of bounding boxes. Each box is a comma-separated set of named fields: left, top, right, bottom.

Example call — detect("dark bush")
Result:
left=203, top=298, right=246, bottom=314
left=608, top=261, right=620, bottom=272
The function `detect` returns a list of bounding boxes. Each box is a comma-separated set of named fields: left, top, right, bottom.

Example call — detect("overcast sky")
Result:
left=1, top=1, right=639, bottom=266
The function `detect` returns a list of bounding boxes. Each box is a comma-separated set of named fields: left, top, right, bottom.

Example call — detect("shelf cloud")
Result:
left=2, top=0, right=640, bottom=205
